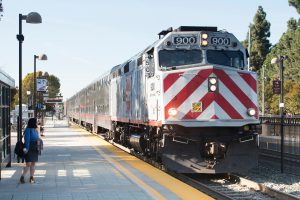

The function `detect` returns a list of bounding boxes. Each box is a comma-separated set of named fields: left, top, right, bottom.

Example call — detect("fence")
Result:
left=259, top=116, right=300, bottom=155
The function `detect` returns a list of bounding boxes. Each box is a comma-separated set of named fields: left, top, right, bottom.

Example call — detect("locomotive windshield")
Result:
left=159, top=50, right=203, bottom=68
left=207, top=50, right=244, bottom=69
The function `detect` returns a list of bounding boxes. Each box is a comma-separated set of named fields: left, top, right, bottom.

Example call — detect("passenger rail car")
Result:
left=66, top=26, right=259, bottom=173
left=0, top=69, right=15, bottom=180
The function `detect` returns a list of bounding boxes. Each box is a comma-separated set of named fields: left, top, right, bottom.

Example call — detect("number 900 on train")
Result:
left=66, top=26, right=259, bottom=174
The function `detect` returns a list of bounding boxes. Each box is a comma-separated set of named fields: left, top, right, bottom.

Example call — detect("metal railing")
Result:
left=259, top=115, right=300, bottom=174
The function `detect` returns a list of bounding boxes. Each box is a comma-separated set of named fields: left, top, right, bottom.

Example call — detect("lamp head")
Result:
left=26, top=12, right=42, bottom=24
left=39, top=54, right=48, bottom=60
left=271, top=57, right=279, bottom=65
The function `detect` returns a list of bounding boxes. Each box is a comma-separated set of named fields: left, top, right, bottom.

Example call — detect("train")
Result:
left=66, top=26, right=259, bottom=173
left=0, top=68, right=15, bottom=179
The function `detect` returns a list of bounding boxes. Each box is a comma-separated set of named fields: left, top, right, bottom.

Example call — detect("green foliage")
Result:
left=259, top=19, right=300, bottom=114
left=289, top=0, right=300, bottom=14
left=243, top=6, right=271, bottom=71
left=12, top=71, right=61, bottom=111
left=47, top=75, right=61, bottom=98
left=10, top=88, right=18, bottom=110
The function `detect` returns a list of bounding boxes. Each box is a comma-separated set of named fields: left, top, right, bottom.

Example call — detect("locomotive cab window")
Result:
left=159, top=50, right=203, bottom=69
left=124, top=62, right=130, bottom=74
left=207, top=50, right=245, bottom=69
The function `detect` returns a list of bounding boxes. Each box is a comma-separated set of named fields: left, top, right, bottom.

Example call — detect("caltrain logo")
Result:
left=163, top=68, right=258, bottom=120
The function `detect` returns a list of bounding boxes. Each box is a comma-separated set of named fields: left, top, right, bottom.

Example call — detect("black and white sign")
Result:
left=273, top=80, right=281, bottom=94
left=173, top=36, right=197, bottom=45
left=211, top=37, right=231, bottom=46
left=37, top=78, right=47, bottom=92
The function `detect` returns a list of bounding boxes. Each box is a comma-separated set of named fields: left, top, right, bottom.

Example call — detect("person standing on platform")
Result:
left=19, top=118, right=39, bottom=184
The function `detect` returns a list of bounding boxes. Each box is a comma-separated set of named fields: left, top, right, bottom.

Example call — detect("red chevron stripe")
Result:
left=182, top=92, right=214, bottom=119
left=211, top=115, right=218, bottom=119
left=163, top=72, right=184, bottom=92
left=215, top=94, right=243, bottom=119
left=238, top=72, right=257, bottom=92
left=182, top=92, right=243, bottom=119
left=214, top=69, right=257, bottom=110
left=165, top=69, right=213, bottom=119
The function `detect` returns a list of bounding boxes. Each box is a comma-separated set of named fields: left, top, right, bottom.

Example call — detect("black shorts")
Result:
left=25, top=141, right=39, bottom=163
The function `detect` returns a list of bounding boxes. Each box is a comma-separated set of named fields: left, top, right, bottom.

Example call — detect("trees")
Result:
left=0, top=0, right=3, bottom=21
left=259, top=2, right=300, bottom=114
left=289, top=0, right=300, bottom=14
left=243, top=6, right=272, bottom=71
left=47, top=75, right=61, bottom=98
left=13, top=71, right=61, bottom=112
left=10, top=88, right=18, bottom=110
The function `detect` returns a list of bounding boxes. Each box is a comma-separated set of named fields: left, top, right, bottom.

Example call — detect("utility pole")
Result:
left=247, top=26, right=251, bottom=71
left=262, top=65, right=265, bottom=116
left=271, top=55, right=288, bottom=173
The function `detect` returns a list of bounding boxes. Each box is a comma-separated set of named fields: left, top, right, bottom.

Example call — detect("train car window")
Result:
left=137, top=56, right=143, bottom=66
left=207, top=50, right=244, bottom=69
left=124, top=62, right=130, bottom=74
left=159, top=50, right=203, bottom=68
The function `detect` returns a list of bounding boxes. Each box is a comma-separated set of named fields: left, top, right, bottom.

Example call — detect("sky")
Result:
left=0, top=0, right=299, bottom=100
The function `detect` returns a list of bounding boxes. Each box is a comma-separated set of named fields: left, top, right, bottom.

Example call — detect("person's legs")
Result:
left=22, top=162, right=31, bottom=176
left=29, top=162, right=36, bottom=177
left=29, top=162, right=36, bottom=183
left=20, top=162, right=31, bottom=183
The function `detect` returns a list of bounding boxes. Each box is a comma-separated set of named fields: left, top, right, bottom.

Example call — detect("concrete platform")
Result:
left=0, top=119, right=213, bottom=200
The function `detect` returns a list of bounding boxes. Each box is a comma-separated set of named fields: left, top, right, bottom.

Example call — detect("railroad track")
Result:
left=259, top=148, right=300, bottom=175
left=259, top=149, right=300, bottom=163
left=78, top=125, right=299, bottom=200
left=171, top=173, right=300, bottom=200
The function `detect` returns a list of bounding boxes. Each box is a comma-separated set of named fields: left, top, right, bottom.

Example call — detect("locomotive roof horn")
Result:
left=158, top=26, right=218, bottom=39
left=174, top=26, right=217, bottom=32
left=158, top=27, right=173, bottom=39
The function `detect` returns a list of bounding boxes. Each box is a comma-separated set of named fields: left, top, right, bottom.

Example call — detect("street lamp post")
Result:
left=16, top=12, right=42, bottom=142
left=271, top=55, right=288, bottom=173
left=26, top=90, right=31, bottom=108
left=262, top=65, right=265, bottom=116
left=34, top=54, right=47, bottom=119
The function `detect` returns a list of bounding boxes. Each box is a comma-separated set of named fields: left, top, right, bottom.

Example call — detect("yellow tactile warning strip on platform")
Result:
left=79, top=128, right=214, bottom=200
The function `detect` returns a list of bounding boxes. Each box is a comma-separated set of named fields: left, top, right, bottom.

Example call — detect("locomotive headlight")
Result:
left=201, top=33, right=208, bottom=39
left=168, top=108, right=178, bottom=117
left=210, top=85, right=217, bottom=92
left=247, top=108, right=256, bottom=116
left=201, top=40, right=208, bottom=46
left=208, top=77, right=218, bottom=92
left=209, top=77, right=217, bottom=84
left=201, top=33, right=208, bottom=47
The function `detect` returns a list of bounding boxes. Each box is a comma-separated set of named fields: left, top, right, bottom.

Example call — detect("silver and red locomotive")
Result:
left=66, top=26, right=259, bottom=173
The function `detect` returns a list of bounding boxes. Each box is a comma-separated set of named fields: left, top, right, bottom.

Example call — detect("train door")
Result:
left=93, top=100, right=96, bottom=133
left=122, top=62, right=131, bottom=120
left=144, top=49, right=160, bottom=122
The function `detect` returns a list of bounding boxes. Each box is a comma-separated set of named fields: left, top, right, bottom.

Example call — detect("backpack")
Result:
left=14, top=140, right=25, bottom=158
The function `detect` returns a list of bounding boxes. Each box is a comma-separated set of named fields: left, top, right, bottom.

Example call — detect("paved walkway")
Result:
left=0, top=118, right=213, bottom=200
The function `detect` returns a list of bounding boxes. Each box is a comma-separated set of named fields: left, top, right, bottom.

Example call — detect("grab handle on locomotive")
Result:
left=172, top=136, right=189, bottom=144
left=239, top=136, right=254, bottom=143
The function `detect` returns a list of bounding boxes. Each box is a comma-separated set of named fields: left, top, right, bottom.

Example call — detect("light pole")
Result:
left=26, top=90, right=31, bottom=108
left=262, top=65, right=266, bottom=116
left=16, top=12, right=42, bottom=142
left=271, top=55, right=288, bottom=173
left=247, top=26, right=251, bottom=71
left=34, top=54, right=47, bottom=119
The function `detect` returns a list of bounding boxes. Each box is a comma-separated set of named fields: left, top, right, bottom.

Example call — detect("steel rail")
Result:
left=72, top=122, right=299, bottom=200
